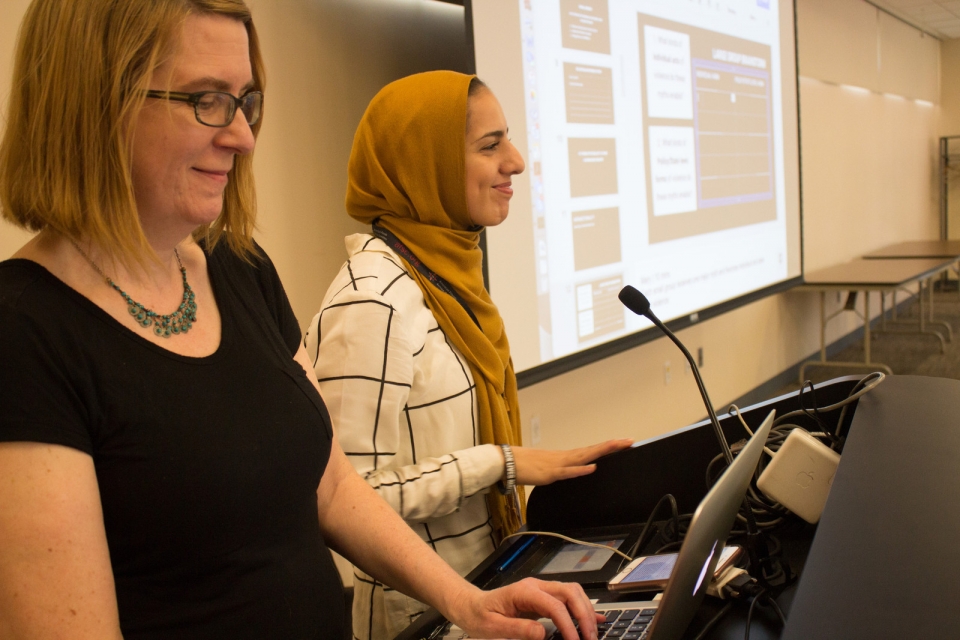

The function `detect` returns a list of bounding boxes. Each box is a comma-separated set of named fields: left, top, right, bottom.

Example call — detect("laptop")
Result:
left=440, top=410, right=775, bottom=640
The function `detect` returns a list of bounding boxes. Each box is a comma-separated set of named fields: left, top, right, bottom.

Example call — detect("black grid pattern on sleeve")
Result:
left=306, top=237, right=498, bottom=640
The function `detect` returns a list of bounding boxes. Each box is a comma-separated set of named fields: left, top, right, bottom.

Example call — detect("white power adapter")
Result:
left=706, top=566, right=749, bottom=599
left=757, top=428, right=840, bottom=524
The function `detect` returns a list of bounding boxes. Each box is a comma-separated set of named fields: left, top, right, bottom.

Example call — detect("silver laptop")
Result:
left=441, top=410, right=775, bottom=640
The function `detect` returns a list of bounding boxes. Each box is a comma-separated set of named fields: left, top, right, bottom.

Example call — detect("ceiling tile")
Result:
left=862, top=0, right=960, bottom=37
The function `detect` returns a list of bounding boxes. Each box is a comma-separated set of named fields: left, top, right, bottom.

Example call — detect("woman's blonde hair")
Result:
left=0, top=0, right=265, bottom=265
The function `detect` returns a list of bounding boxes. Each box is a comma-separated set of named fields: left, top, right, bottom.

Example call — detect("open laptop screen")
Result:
left=645, top=409, right=774, bottom=639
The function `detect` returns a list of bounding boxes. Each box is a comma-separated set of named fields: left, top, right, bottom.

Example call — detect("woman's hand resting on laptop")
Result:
left=444, top=577, right=605, bottom=640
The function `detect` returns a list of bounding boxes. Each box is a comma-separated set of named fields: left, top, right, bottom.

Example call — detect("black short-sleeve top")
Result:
left=0, top=241, right=344, bottom=639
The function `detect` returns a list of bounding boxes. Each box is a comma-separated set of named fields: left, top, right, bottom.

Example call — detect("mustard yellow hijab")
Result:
left=346, top=70, right=524, bottom=539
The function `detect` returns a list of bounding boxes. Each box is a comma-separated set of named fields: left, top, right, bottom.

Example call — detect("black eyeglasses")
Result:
left=143, top=90, right=263, bottom=128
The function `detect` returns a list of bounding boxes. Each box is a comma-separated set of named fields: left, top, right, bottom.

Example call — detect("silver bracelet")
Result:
left=497, top=444, right=516, bottom=495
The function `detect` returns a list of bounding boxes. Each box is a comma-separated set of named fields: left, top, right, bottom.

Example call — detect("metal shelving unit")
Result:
left=938, top=136, right=960, bottom=241
left=937, top=137, right=960, bottom=290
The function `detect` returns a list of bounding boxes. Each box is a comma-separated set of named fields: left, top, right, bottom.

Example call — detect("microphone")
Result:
left=618, top=286, right=733, bottom=464
left=620, top=287, right=791, bottom=589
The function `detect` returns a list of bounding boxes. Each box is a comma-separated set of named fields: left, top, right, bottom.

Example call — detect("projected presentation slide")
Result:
left=640, top=15, right=777, bottom=242
left=564, top=63, right=615, bottom=124
left=474, top=0, right=801, bottom=373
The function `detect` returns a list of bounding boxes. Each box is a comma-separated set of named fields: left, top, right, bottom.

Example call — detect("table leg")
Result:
left=921, top=280, right=947, bottom=352
left=800, top=291, right=829, bottom=385
left=919, top=280, right=926, bottom=333
left=927, top=276, right=953, bottom=342
left=873, top=281, right=947, bottom=352
left=864, top=290, right=872, bottom=365
left=799, top=288, right=893, bottom=381
left=880, top=292, right=887, bottom=331
left=820, top=291, right=827, bottom=363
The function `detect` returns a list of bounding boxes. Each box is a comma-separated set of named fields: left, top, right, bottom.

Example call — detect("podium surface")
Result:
left=783, top=375, right=960, bottom=638
left=397, top=376, right=960, bottom=639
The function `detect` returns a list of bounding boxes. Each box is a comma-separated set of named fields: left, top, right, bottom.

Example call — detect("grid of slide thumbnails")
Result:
left=559, top=1, right=776, bottom=345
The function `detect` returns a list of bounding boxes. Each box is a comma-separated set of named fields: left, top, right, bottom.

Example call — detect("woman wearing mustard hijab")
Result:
left=305, top=71, right=631, bottom=640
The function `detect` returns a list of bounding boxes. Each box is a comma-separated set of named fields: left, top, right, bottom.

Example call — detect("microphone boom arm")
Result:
left=646, top=312, right=733, bottom=465
left=618, top=286, right=734, bottom=465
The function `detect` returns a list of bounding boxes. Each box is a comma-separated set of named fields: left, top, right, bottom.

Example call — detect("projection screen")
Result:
left=469, top=0, right=803, bottom=385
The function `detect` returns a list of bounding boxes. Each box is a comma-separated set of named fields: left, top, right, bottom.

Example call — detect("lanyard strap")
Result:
left=372, top=223, right=482, bottom=330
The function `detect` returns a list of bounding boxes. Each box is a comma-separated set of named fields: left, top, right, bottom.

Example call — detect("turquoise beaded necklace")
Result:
left=72, top=241, right=197, bottom=338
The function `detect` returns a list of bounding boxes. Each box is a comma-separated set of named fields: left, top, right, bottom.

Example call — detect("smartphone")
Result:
left=607, top=545, right=742, bottom=592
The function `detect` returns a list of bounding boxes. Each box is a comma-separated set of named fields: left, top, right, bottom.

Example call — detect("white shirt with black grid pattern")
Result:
left=304, top=234, right=505, bottom=640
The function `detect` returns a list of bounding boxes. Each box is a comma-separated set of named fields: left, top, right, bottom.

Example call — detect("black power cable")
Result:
left=624, top=494, right=679, bottom=561
left=743, top=589, right=788, bottom=640
left=690, top=601, right=734, bottom=640
left=743, top=589, right=766, bottom=640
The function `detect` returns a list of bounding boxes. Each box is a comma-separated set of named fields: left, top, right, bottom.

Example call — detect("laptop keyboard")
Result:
left=547, top=608, right=658, bottom=640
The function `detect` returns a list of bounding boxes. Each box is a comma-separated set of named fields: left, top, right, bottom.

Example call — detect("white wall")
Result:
left=942, top=39, right=960, bottom=136
left=0, top=0, right=943, bottom=452
left=0, top=0, right=34, bottom=259
left=243, top=0, right=470, bottom=325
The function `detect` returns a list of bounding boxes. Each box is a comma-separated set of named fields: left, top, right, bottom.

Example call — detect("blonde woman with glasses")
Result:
left=0, top=2, right=602, bottom=638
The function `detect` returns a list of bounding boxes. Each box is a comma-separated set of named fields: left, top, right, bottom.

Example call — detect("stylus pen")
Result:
left=497, top=535, right=537, bottom=573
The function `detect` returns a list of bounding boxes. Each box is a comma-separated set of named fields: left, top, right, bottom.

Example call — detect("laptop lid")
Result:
left=646, top=410, right=775, bottom=640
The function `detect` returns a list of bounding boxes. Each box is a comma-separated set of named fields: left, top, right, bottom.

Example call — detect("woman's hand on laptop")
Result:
left=445, top=577, right=604, bottom=640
